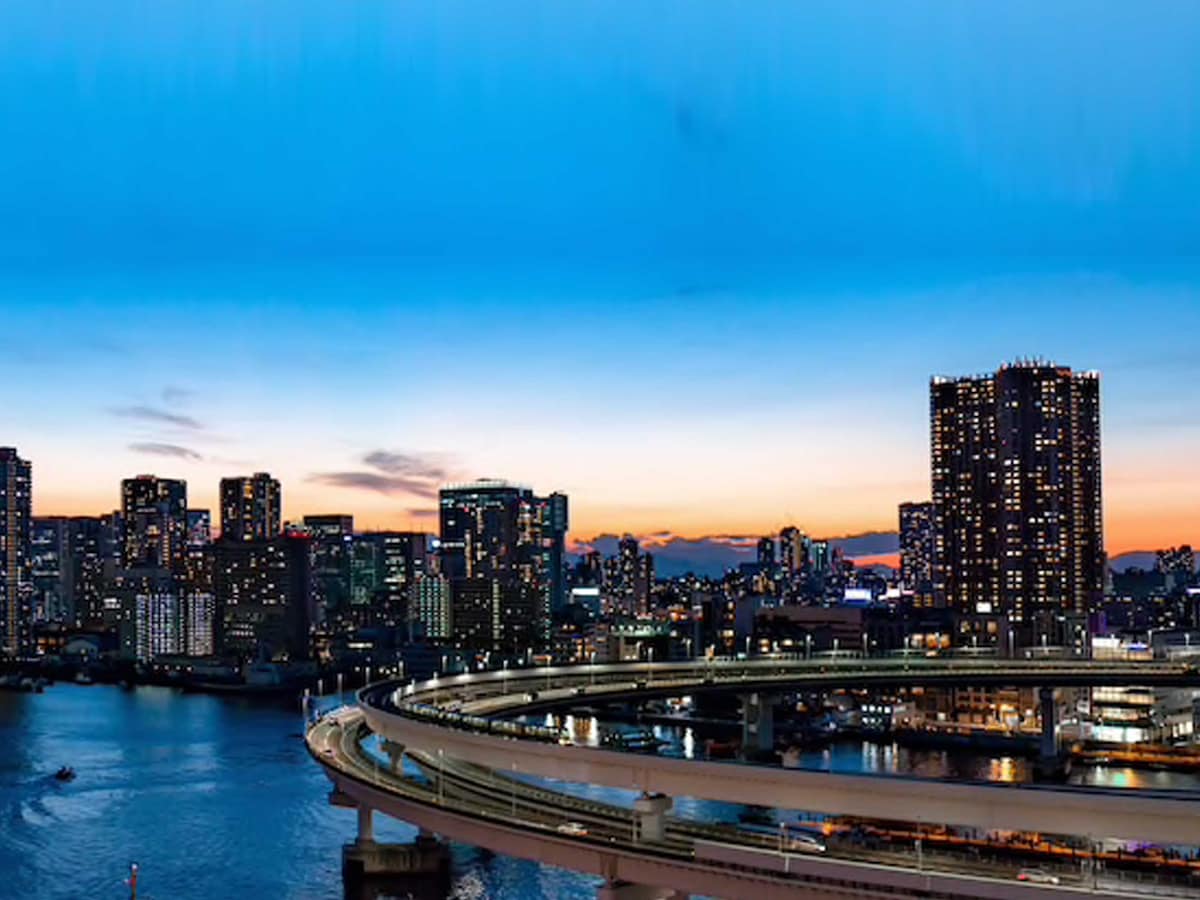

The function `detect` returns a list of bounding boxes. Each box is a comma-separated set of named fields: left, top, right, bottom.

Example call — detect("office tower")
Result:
left=810, top=540, right=829, bottom=577
left=303, top=514, right=354, bottom=623
left=757, top=536, right=776, bottom=578
left=409, top=573, right=450, bottom=641
left=899, top=501, right=937, bottom=603
left=31, top=516, right=70, bottom=623
left=617, top=535, right=641, bottom=614
left=115, top=568, right=180, bottom=661
left=215, top=532, right=313, bottom=660
left=183, top=509, right=214, bottom=655
left=219, top=473, right=281, bottom=542
left=0, top=448, right=33, bottom=657
left=779, top=527, right=798, bottom=577
left=182, top=590, right=216, bottom=656
left=69, top=515, right=121, bottom=628
left=438, top=480, right=566, bottom=653
left=450, top=577, right=498, bottom=652
left=121, top=475, right=188, bottom=571
left=439, top=480, right=527, bottom=582
left=930, top=361, right=1104, bottom=629
left=355, top=531, right=428, bottom=627
left=538, top=492, right=569, bottom=618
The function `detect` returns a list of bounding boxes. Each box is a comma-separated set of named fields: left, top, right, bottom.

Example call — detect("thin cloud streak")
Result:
left=112, top=405, right=203, bottom=430
left=129, top=442, right=203, bottom=461
left=307, top=471, right=440, bottom=499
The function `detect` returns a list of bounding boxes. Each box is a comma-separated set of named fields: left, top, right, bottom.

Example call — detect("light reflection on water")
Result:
left=0, top=685, right=597, bottom=900
left=8, top=686, right=1198, bottom=900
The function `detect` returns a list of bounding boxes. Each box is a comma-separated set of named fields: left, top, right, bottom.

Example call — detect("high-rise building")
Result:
left=439, top=480, right=566, bottom=653
left=121, top=475, right=188, bottom=571
left=114, top=567, right=180, bottom=661
left=214, top=532, right=313, bottom=660
left=930, top=361, right=1104, bottom=630
left=898, top=501, right=937, bottom=603
left=757, top=536, right=776, bottom=578
left=409, top=573, right=450, bottom=641
left=31, top=516, right=70, bottom=624
left=69, top=515, right=121, bottom=628
left=779, top=527, right=799, bottom=577
left=303, top=514, right=354, bottom=624
left=0, top=448, right=33, bottom=657
left=219, top=473, right=281, bottom=542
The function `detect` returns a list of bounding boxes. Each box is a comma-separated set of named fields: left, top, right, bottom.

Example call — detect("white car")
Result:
left=556, top=822, right=589, bottom=837
left=1016, top=868, right=1060, bottom=885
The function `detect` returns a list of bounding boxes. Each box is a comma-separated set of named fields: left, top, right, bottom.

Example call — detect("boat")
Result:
left=54, top=766, right=76, bottom=782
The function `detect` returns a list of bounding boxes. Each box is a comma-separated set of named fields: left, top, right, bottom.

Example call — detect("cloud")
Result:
left=309, top=449, right=451, bottom=500
left=407, top=507, right=438, bottom=519
left=308, top=471, right=440, bottom=499
left=363, top=450, right=449, bottom=481
left=112, top=405, right=203, bottom=430
left=129, top=442, right=203, bottom=461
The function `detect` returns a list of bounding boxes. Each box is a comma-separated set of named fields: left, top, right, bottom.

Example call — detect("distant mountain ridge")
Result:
left=570, top=533, right=1186, bottom=578
left=570, top=531, right=900, bottom=578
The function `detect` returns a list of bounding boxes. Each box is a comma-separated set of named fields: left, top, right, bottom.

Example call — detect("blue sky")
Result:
left=1, top=2, right=1198, bottom=549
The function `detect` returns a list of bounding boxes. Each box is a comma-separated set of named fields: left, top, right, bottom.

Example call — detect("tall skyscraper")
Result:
left=0, top=448, right=33, bottom=657
left=438, top=480, right=566, bottom=653
left=121, top=475, right=188, bottom=571
left=219, top=473, right=281, bottom=542
left=214, top=532, right=313, bottom=660
left=69, top=514, right=121, bottom=628
left=930, top=361, right=1104, bottom=630
left=304, top=514, right=354, bottom=625
left=898, top=501, right=937, bottom=603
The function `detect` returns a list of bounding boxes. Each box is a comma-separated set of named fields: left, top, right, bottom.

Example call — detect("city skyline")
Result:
left=8, top=337, right=1198, bottom=558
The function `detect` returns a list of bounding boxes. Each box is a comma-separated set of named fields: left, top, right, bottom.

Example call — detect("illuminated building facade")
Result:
left=438, top=480, right=567, bottom=653
left=898, top=501, right=937, bottom=604
left=121, top=475, right=188, bottom=571
left=219, top=472, right=281, bottom=542
left=0, top=447, right=33, bottom=657
left=931, top=361, right=1104, bottom=633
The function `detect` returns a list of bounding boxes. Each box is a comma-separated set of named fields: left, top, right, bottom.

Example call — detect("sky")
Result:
left=1, top=1, right=1198, bottom=554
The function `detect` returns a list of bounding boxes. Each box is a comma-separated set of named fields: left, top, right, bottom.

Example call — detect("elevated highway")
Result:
left=311, top=706, right=1185, bottom=900
left=358, top=658, right=1200, bottom=845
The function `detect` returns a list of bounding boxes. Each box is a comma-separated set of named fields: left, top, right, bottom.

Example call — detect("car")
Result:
left=787, top=833, right=827, bottom=854
left=1016, top=868, right=1060, bottom=885
left=556, top=822, right=589, bottom=836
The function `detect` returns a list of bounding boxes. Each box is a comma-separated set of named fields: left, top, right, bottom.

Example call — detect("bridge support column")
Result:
left=633, top=792, right=672, bottom=843
left=741, top=692, right=775, bottom=758
left=381, top=739, right=405, bottom=773
left=356, top=805, right=375, bottom=845
left=1036, top=686, right=1067, bottom=780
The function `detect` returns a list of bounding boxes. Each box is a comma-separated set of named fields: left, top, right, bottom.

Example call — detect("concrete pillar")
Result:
left=381, top=739, right=405, bottom=773
left=741, top=692, right=775, bottom=755
left=356, top=806, right=375, bottom=845
left=1039, top=686, right=1057, bottom=761
left=633, top=792, right=672, bottom=843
